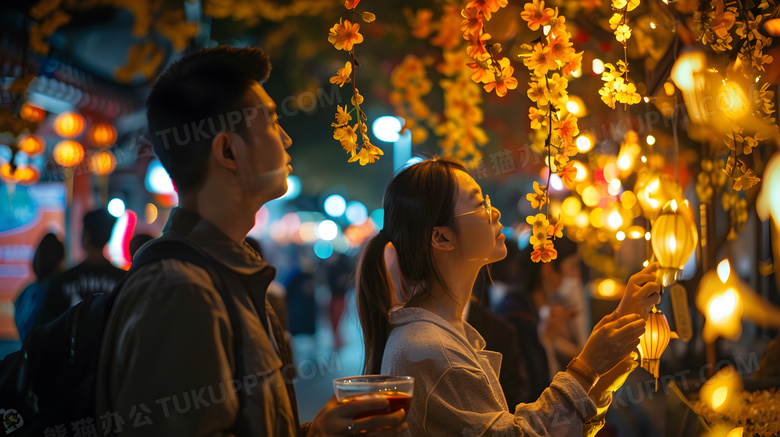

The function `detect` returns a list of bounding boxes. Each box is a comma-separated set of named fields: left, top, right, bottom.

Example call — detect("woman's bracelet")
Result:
left=567, top=356, right=600, bottom=392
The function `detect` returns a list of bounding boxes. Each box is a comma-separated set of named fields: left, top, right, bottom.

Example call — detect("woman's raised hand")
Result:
left=616, top=263, right=662, bottom=320
left=308, top=394, right=408, bottom=436
left=577, top=312, right=646, bottom=375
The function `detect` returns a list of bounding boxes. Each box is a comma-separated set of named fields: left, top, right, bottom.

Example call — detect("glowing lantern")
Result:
left=670, top=51, right=706, bottom=94
left=1, top=163, right=40, bottom=185
left=651, top=199, right=699, bottom=286
left=635, top=172, right=682, bottom=221
left=54, top=111, right=85, bottom=138
left=20, top=102, right=46, bottom=123
left=53, top=140, right=85, bottom=167
left=699, top=366, right=743, bottom=414
left=89, top=123, right=117, bottom=148
left=697, top=259, right=744, bottom=343
left=616, top=143, right=641, bottom=174
left=18, top=135, right=45, bottom=156
left=638, top=308, right=671, bottom=390
left=593, top=278, right=624, bottom=300
left=87, top=150, right=117, bottom=175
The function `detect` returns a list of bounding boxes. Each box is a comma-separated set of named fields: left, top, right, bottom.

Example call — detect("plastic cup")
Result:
left=333, top=375, right=414, bottom=420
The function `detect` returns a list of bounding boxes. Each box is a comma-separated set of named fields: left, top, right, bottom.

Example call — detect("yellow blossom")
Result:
left=547, top=220, right=564, bottom=239
left=528, top=106, right=548, bottom=129
left=330, top=61, right=352, bottom=87
left=328, top=19, right=364, bottom=52
left=527, top=181, right=547, bottom=209
left=483, top=58, right=518, bottom=97
left=531, top=243, right=557, bottom=262
left=334, top=105, right=352, bottom=125
left=615, top=24, right=631, bottom=43
left=520, top=0, right=556, bottom=31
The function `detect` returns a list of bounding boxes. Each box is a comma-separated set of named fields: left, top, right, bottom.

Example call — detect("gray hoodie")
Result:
left=382, top=307, right=600, bottom=437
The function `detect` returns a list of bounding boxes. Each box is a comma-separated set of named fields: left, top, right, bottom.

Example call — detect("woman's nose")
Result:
left=491, top=206, right=501, bottom=222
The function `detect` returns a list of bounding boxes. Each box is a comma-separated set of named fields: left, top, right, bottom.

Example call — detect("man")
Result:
left=57, top=209, right=126, bottom=307
left=96, top=47, right=406, bottom=436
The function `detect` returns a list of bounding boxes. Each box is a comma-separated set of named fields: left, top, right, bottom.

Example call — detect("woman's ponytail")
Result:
left=356, top=229, right=392, bottom=374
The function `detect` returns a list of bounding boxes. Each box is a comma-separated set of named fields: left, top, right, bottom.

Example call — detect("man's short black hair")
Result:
left=83, top=209, right=117, bottom=248
left=147, top=46, right=272, bottom=195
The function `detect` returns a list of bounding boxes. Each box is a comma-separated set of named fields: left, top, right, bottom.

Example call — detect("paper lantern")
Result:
left=699, top=365, right=743, bottom=414
left=89, top=123, right=117, bottom=148
left=651, top=199, right=698, bottom=286
left=1, top=163, right=40, bottom=185
left=670, top=51, right=706, bottom=94
left=54, top=111, right=85, bottom=138
left=697, top=259, right=744, bottom=343
left=87, top=150, right=117, bottom=175
left=18, top=135, right=45, bottom=157
left=53, top=140, right=85, bottom=167
left=635, top=172, right=683, bottom=221
left=638, top=308, right=671, bottom=391
left=20, top=102, right=46, bottom=123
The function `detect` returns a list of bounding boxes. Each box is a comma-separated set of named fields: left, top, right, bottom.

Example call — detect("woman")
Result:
left=356, top=159, right=660, bottom=436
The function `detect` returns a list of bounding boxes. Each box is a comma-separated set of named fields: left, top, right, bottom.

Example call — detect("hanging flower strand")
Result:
left=518, top=4, right=582, bottom=263
left=599, top=0, right=642, bottom=109
left=460, top=0, right=518, bottom=97
left=328, top=0, right=383, bottom=165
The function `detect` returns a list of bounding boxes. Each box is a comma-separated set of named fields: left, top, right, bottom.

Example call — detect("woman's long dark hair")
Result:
left=356, top=159, right=466, bottom=374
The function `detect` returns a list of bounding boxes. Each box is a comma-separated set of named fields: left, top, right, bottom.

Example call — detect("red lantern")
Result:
left=18, top=135, right=45, bottom=157
left=88, top=150, right=117, bottom=175
left=20, top=102, right=46, bottom=123
left=89, top=123, right=117, bottom=148
left=53, top=140, right=85, bottom=167
left=54, top=112, right=85, bottom=138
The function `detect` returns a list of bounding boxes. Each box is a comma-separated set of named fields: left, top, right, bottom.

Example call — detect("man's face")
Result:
left=230, top=83, right=293, bottom=206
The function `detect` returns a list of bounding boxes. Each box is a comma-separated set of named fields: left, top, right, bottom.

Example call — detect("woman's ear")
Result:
left=431, top=226, right=455, bottom=251
left=211, top=132, right=237, bottom=170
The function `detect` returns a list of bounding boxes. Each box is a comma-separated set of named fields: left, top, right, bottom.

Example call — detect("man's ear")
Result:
left=211, top=132, right=237, bottom=170
left=431, top=226, right=455, bottom=251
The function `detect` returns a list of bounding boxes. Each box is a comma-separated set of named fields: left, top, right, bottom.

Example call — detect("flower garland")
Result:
left=389, top=54, right=433, bottom=146
left=599, top=0, right=642, bottom=108
left=328, top=0, right=384, bottom=166
left=457, top=0, right=583, bottom=262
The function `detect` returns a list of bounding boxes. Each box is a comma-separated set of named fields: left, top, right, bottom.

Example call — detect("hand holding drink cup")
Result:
left=321, top=375, right=412, bottom=435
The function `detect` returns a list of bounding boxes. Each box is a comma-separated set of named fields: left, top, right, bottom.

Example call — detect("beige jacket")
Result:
left=382, top=307, right=602, bottom=437
left=96, top=208, right=303, bottom=436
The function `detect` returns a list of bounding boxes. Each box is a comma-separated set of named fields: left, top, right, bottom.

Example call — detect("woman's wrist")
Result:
left=567, top=356, right=600, bottom=393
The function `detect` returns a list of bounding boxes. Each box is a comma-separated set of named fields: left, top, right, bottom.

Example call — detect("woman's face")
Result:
left=450, top=170, right=507, bottom=265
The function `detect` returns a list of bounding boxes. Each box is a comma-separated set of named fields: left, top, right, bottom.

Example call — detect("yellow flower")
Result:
left=558, top=161, right=578, bottom=189
left=546, top=73, right=569, bottom=105
left=528, top=106, right=548, bottom=129
left=547, top=220, right=564, bottom=239
left=461, top=7, right=483, bottom=38
left=328, top=19, right=364, bottom=52
left=523, top=42, right=557, bottom=76
left=608, top=13, right=623, bottom=30
left=615, top=24, right=631, bottom=43
left=333, top=124, right=358, bottom=143
left=615, top=81, right=641, bottom=105
left=520, top=0, right=556, bottom=31
left=348, top=144, right=383, bottom=165
left=465, top=32, right=492, bottom=61
left=466, top=0, right=509, bottom=21
left=531, top=243, right=557, bottom=263
left=562, top=51, right=583, bottom=77
left=334, top=105, right=352, bottom=126
left=545, top=32, right=575, bottom=65
left=526, top=181, right=547, bottom=209
left=733, top=168, right=760, bottom=191
left=483, top=58, right=518, bottom=97
left=330, top=61, right=352, bottom=87
left=352, top=89, right=364, bottom=106
left=468, top=62, right=491, bottom=84
left=555, top=113, right=579, bottom=147
left=527, top=79, right=549, bottom=105
left=527, top=213, right=550, bottom=235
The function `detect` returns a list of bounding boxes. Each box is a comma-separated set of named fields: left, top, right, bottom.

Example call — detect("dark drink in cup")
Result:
left=341, top=390, right=412, bottom=420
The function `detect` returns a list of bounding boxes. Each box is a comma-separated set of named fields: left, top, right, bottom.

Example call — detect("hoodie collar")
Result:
left=388, top=306, right=487, bottom=352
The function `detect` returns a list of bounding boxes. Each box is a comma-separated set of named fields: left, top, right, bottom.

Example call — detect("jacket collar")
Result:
left=163, top=207, right=275, bottom=278
left=388, top=306, right=487, bottom=352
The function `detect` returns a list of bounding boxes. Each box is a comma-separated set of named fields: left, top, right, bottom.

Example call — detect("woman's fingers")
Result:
left=354, top=408, right=407, bottom=435
left=336, top=394, right=388, bottom=416
left=628, top=273, right=658, bottom=290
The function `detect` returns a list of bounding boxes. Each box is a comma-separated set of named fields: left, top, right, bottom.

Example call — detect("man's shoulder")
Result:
left=121, top=258, right=215, bottom=295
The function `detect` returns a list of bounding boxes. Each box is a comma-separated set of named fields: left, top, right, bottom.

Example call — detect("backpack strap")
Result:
left=110, top=239, right=251, bottom=435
